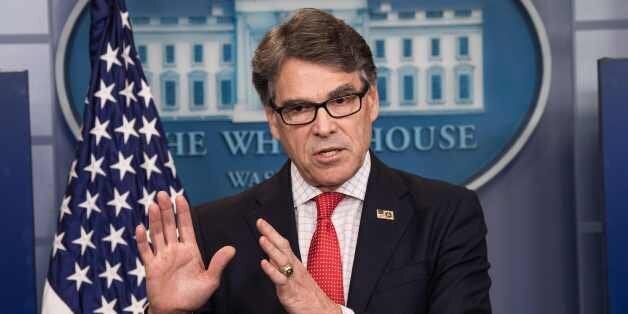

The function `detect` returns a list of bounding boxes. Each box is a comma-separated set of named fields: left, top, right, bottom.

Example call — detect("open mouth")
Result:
left=314, top=147, right=345, bottom=159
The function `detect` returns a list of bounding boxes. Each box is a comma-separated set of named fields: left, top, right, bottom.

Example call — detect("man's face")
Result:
left=265, top=58, right=379, bottom=191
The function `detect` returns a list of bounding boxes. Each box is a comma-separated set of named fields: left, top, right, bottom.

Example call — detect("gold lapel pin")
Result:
left=376, top=209, right=395, bottom=221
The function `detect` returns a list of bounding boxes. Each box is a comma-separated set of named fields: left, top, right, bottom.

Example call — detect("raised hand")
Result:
left=135, top=191, right=236, bottom=314
left=256, top=218, right=341, bottom=314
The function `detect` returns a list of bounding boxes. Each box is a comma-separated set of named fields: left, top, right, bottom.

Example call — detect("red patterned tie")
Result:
left=307, top=192, right=345, bottom=305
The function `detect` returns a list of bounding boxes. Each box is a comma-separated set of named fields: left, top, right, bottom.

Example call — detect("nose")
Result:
left=311, top=106, right=336, bottom=137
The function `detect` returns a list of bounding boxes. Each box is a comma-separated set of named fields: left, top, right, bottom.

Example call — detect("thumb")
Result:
left=206, top=246, right=236, bottom=280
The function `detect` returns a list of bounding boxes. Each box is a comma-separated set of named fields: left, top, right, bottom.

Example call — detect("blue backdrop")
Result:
left=599, top=58, right=628, bottom=314
left=0, top=72, right=37, bottom=312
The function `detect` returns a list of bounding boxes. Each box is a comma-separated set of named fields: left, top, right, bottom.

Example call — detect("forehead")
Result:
left=274, top=58, right=362, bottom=102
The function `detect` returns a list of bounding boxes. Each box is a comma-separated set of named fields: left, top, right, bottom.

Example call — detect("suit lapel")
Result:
left=347, top=155, right=414, bottom=312
left=244, top=161, right=302, bottom=261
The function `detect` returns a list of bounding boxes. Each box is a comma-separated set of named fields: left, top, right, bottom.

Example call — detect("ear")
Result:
left=366, top=81, right=380, bottom=122
left=264, top=105, right=281, bottom=140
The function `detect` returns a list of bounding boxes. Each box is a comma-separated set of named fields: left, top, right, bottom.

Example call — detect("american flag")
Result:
left=42, top=0, right=183, bottom=312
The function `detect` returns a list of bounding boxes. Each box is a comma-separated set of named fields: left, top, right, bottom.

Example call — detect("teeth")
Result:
left=320, top=149, right=338, bottom=156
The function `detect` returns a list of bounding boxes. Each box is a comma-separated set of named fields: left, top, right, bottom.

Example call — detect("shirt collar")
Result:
left=291, top=152, right=371, bottom=206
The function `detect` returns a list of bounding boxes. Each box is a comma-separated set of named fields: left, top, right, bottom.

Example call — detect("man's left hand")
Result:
left=256, top=218, right=341, bottom=314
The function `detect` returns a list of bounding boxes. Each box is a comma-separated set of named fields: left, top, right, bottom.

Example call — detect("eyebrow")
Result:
left=279, top=82, right=360, bottom=107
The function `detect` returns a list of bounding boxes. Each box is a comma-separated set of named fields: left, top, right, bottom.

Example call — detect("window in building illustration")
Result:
left=375, top=39, right=386, bottom=59
left=454, top=9, right=472, bottom=17
left=370, top=12, right=388, bottom=20
left=222, top=43, right=233, bottom=63
left=398, top=11, right=416, bottom=20
left=217, top=70, right=235, bottom=109
left=455, top=65, right=474, bottom=104
left=402, top=38, right=413, bottom=59
left=426, top=11, right=444, bottom=18
left=458, top=36, right=470, bottom=59
left=193, top=81, right=204, bottom=107
left=132, top=17, right=150, bottom=25
left=193, top=44, right=204, bottom=64
left=189, top=16, right=207, bottom=25
left=188, top=71, right=207, bottom=110
left=403, top=75, right=414, bottom=102
left=160, top=71, right=180, bottom=111
left=220, top=80, right=233, bottom=107
left=377, top=67, right=390, bottom=107
left=398, top=66, right=418, bottom=106
left=164, top=45, right=175, bottom=65
left=138, top=45, right=148, bottom=65
left=430, top=38, right=440, bottom=58
left=160, top=17, right=178, bottom=25
left=428, top=67, right=445, bottom=104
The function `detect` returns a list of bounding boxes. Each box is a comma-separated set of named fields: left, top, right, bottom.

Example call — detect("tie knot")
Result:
left=314, top=192, right=344, bottom=219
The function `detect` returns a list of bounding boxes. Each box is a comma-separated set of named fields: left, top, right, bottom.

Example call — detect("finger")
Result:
left=256, top=218, right=293, bottom=256
left=147, top=202, right=166, bottom=252
left=135, top=224, right=154, bottom=265
left=206, top=246, right=236, bottom=280
left=174, top=195, right=196, bottom=244
left=260, top=259, right=289, bottom=286
left=157, top=191, right=177, bottom=245
left=259, top=236, right=289, bottom=268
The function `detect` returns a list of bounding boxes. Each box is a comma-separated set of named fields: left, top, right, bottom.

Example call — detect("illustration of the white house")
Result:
left=131, top=0, right=484, bottom=122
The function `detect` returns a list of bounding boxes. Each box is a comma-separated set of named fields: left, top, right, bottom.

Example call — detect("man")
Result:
left=135, top=8, right=491, bottom=314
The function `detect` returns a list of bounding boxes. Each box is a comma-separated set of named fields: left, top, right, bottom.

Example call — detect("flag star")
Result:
left=140, top=153, right=162, bottom=180
left=102, top=224, right=128, bottom=252
left=90, top=117, right=112, bottom=145
left=138, top=188, right=156, bottom=216
left=78, top=190, right=101, bottom=218
left=139, top=116, right=160, bottom=144
left=94, top=296, right=117, bottom=314
left=52, top=232, right=66, bottom=258
left=66, top=262, right=93, bottom=291
left=58, top=195, right=72, bottom=222
left=114, top=115, right=139, bottom=144
left=84, top=154, right=106, bottom=182
left=123, top=294, right=147, bottom=314
left=72, top=227, right=96, bottom=256
left=169, top=186, right=185, bottom=214
left=110, top=152, right=136, bottom=181
left=94, top=79, right=117, bottom=108
left=100, top=43, right=121, bottom=72
left=67, top=160, right=78, bottom=183
left=164, top=151, right=177, bottom=177
left=121, top=44, right=136, bottom=69
left=128, top=258, right=146, bottom=287
left=118, top=79, right=137, bottom=106
left=138, top=79, right=153, bottom=107
left=98, top=261, right=123, bottom=288
left=107, top=188, right=132, bottom=217
left=120, top=11, right=131, bottom=30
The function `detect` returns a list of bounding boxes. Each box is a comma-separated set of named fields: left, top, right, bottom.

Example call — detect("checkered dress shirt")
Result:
left=291, top=153, right=371, bottom=311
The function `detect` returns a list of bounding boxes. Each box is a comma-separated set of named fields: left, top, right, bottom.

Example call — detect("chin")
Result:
left=311, top=169, right=353, bottom=189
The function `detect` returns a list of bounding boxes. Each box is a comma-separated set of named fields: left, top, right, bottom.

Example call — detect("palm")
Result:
left=136, top=192, right=235, bottom=313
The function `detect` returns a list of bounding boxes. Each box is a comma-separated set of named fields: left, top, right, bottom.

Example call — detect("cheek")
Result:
left=279, top=129, right=310, bottom=160
left=353, top=119, right=373, bottom=149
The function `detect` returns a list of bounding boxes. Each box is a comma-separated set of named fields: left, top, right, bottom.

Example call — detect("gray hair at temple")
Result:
left=251, top=8, right=377, bottom=107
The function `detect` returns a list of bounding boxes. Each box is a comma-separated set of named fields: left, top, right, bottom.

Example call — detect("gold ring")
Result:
left=279, top=264, right=294, bottom=278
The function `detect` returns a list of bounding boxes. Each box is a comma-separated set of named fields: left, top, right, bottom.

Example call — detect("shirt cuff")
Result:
left=340, top=305, right=355, bottom=314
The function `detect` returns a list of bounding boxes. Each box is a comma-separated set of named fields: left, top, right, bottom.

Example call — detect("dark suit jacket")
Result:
left=192, top=154, right=491, bottom=314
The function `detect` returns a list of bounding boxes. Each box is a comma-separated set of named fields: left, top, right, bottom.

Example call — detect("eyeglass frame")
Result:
left=268, top=77, right=372, bottom=126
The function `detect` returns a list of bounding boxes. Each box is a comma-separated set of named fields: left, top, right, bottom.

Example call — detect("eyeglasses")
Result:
left=269, top=79, right=371, bottom=126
